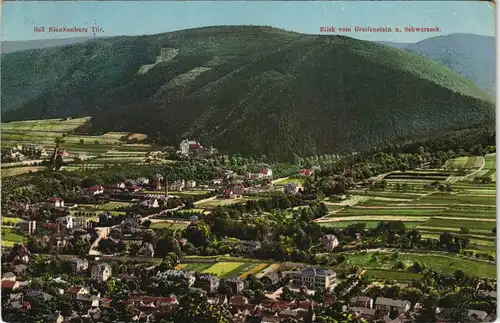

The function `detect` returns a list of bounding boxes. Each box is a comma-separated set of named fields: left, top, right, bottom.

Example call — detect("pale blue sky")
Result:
left=1, top=1, right=495, bottom=42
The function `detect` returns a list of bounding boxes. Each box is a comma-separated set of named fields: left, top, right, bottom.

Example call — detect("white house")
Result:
left=180, top=140, right=201, bottom=156
left=323, top=234, right=339, bottom=252
left=86, top=186, right=104, bottom=196
left=91, top=263, right=112, bottom=282
left=169, top=180, right=185, bottom=191
left=57, top=216, right=74, bottom=229
left=136, top=177, right=150, bottom=185
left=116, top=182, right=126, bottom=189
left=140, top=198, right=159, bottom=208
left=47, top=197, right=64, bottom=209
left=57, top=216, right=88, bottom=230
left=186, top=180, right=197, bottom=189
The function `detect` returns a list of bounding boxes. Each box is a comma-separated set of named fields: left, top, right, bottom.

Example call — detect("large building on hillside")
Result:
left=289, top=267, right=336, bottom=290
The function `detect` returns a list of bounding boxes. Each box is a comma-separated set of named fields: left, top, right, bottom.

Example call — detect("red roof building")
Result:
left=189, top=143, right=201, bottom=150
left=46, top=196, right=63, bottom=202
left=86, top=186, right=104, bottom=192
left=2, top=280, right=20, bottom=290
left=299, top=169, right=313, bottom=176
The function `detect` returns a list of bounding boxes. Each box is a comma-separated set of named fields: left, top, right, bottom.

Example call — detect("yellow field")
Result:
left=202, top=262, right=245, bottom=277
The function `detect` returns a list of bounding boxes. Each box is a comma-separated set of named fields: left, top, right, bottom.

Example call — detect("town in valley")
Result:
left=1, top=117, right=496, bottom=323
left=0, top=2, right=497, bottom=322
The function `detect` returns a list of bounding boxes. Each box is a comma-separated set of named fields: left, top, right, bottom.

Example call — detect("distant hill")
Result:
left=1, top=26, right=494, bottom=159
left=0, top=37, right=107, bottom=53
left=378, top=33, right=495, bottom=97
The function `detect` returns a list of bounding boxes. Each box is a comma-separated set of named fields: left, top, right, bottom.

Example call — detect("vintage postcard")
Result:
left=0, top=1, right=496, bottom=323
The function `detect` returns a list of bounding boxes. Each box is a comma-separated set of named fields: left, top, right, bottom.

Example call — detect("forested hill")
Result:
left=378, top=33, right=495, bottom=97
left=1, top=26, right=495, bottom=159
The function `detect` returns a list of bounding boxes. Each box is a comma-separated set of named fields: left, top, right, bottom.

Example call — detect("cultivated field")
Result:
left=177, top=261, right=270, bottom=279
left=2, top=117, right=157, bottom=169
left=1, top=228, right=26, bottom=247
left=317, top=157, right=496, bottom=253
left=345, top=251, right=496, bottom=279
left=1, top=166, right=46, bottom=178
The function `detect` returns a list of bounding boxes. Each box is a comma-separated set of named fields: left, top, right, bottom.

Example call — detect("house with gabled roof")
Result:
left=66, top=286, right=90, bottom=299
left=193, top=274, right=220, bottom=293
left=46, top=196, right=64, bottom=209
left=375, top=297, right=410, bottom=314
left=299, top=169, right=314, bottom=177
left=86, top=186, right=104, bottom=196
left=2, top=272, right=16, bottom=281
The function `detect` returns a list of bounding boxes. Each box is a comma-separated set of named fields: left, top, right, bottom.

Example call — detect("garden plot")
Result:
left=63, top=132, right=129, bottom=144
left=345, top=252, right=495, bottom=278
left=415, top=193, right=496, bottom=206
left=2, top=228, right=26, bottom=247
left=484, top=154, right=496, bottom=170
left=418, top=217, right=496, bottom=234
left=320, top=221, right=422, bottom=229
left=333, top=207, right=443, bottom=218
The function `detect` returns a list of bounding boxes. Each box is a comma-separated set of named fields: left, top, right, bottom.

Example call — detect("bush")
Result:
left=393, top=260, right=405, bottom=270
left=392, top=252, right=399, bottom=260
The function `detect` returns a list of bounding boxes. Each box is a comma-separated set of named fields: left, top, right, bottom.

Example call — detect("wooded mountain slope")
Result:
left=1, top=26, right=495, bottom=158
left=379, top=33, right=495, bottom=97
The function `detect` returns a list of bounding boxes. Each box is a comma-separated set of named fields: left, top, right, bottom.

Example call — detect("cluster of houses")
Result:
left=112, top=176, right=196, bottom=194
left=179, top=139, right=218, bottom=158
left=345, top=295, right=496, bottom=323
left=2, top=257, right=496, bottom=323
left=1, top=144, right=49, bottom=163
